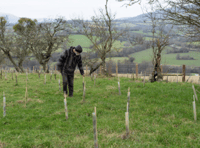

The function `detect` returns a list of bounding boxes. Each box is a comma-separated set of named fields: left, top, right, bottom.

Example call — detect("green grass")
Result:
left=0, top=73, right=200, bottom=147
left=130, top=47, right=200, bottom=66
left=68, top=35, right=127, bottom=52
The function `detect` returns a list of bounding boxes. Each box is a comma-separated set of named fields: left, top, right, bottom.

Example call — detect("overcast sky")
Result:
left=0, top=0, right=144, bottom=20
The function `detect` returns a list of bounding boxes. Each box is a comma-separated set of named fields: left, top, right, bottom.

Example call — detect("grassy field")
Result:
left=130, top=48, right=200, bottom=66
left=68, top=35, right=126, bottom=52
left=0, top=73, right=200, bottom=147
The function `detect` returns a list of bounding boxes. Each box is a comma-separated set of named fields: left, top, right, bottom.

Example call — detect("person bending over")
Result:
left=57, top=45, right=84, bottom=97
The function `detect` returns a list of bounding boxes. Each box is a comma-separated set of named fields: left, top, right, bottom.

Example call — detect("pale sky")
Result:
left=0, top=0, right=144, bottom=20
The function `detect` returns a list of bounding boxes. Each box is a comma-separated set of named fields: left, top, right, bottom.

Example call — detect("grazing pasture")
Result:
left=0, top=72, right=200, bottom=147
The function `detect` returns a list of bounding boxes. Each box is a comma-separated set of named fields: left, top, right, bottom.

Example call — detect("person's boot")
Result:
left=69, top=94, right=73, bottom=97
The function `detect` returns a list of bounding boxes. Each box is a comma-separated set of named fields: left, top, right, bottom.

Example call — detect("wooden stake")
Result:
left=132, top=71, right=134, bottom=80
left=92, top=112, right=98, bottom=148
left=177, top=71, right=178, bottom=83
left=16, top=73, right=18, bottom=84
left=59, top=79, right=61, bottom=91
left=38, top=71, right=41, bottom=78
left=143, top=72, right=146, bottom=87
left=192, top=85, right=198, bottom=101
left=83, top=76, right=85, bottom=91
left=91, top=73, right=93, bottom=81
left=94, top=74, right=96, bottom=86
left=127, top=87, right=130, bottom=112
left=118, top=77, right=121, bottom=95
left=64, top=92, right=68, bottom=120
left=125, top=112, right=129, bottom=137
left=94, top=107, right=96, bottom=116
left=50, top=72, right=52, bottom=81
left=3, top=92, right=6, bottom=117
left=182, top=65, right=185, bottom=82
left=83, top=82, right=86, bottom=102
left=193, top=100, right=197, bottom=121
left=136, top=64, right=138, bottom=79
left=25, top=81, right=28, bottom=107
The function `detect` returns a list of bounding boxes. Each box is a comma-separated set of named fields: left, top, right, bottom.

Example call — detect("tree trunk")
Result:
left=41, top=62, right=49, bottom=73
left=156, top=52, right=163, bottom=80
left=6, top=52, right=21, bottom=72
left=89, top=62, right=102, bottom=75
left=18, top=60, right=24, bottom=73
left=101, top=56, right=108, bottom=75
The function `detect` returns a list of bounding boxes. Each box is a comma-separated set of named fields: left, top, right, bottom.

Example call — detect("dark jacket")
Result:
left=57, top=46, right=84, bottom=75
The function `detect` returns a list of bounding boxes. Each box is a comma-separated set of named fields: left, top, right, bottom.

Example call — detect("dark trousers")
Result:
left=62, top=73, right=74, bottom=96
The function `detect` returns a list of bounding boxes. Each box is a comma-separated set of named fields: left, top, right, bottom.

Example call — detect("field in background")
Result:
left=130, top=48, right=200, bottom=67
left=51, top=34, right=200, bottom=67
left=0, top=73, right=200, bottom=147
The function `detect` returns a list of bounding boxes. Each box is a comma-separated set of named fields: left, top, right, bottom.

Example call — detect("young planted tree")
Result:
left=74, top=0, right=126, bottom=75
left=30, top=18, right=71, bottom=73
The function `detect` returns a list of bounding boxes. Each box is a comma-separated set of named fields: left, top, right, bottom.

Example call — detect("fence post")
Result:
left=182, top=64, right=185, bottom=82
left=136, top=63, right=138, bottom=79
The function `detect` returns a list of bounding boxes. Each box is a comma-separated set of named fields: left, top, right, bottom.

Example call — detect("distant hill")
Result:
left=0, top=12, right=19, bottom=24
left=0, top=12, right=49, bottom=24
left=116, top=13, right=146, bottom=22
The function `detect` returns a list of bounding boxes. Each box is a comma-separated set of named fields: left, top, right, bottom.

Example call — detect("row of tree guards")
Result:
left=1, top=66, right=199, bottom=147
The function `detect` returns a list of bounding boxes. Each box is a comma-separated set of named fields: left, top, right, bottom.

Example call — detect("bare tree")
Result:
left=12, top=18, right=37, bottom=72
left=128, top=34, right=145, bottom=46
left=0, top=17, right=22, bottom=72
left=73, top=0, right=126, bottom=75
left=30, top=18, right=71, bottom=73
left=158, top=0, right=200, bottom=42
left=145, top=7, right=173, bottom=81
left=117, top=0, right=200, bottom=42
